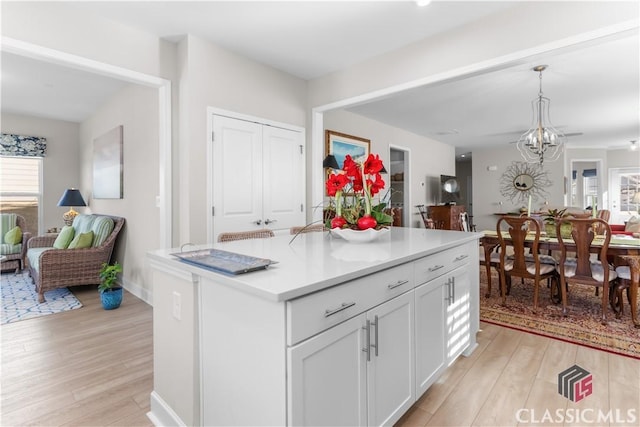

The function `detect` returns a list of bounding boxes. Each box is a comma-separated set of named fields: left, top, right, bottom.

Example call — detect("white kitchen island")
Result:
left=147, top=227, right=481, bottom=427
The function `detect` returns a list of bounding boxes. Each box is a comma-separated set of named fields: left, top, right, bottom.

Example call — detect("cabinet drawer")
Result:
left=414, top=242, right=472, bottom=284
left=286, top=262, right=414, bottom=345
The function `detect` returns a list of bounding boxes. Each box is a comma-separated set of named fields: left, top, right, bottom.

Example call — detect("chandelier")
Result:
left=516, top=65, right=565, bottom=165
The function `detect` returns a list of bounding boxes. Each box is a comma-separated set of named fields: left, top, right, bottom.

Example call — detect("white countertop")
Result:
left=148, top=227, right=482, bottom=302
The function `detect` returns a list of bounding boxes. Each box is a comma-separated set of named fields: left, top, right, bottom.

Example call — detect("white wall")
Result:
left=79, top=84, right=160, bottom=304
left=0, top=113, right=80, bottom=233
left=472, top=147, right=564, bottom=232
left=323, top=109, right=454, bottom=228
left=176, top=35, right=307, bottom=244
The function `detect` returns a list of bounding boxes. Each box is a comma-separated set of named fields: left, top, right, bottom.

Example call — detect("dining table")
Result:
left=481, top=230, right=640, bottom=328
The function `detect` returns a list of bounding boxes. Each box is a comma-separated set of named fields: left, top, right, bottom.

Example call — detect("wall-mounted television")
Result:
left=440, top=175, right=460, bottom=205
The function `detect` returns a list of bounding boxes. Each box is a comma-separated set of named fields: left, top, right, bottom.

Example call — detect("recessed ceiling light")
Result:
left=415, top=0, right=432, bottom=6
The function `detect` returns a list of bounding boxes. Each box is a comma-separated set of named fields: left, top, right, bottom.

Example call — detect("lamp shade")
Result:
left=57, top=189, right=87, bottom=207
left=322, top=154, right=339, bottom=169
left=632, top=192, right=640, bottom=204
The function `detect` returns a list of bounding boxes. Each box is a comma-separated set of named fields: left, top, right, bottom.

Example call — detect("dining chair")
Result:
left=479, top=242, right=502, bottom=297
left=290, top=224, right=326, bottom=234
left=555, top=217, right=617, bottom=324
left=496, top=216, right=559, bottom=312
left=217, top=229, right=275, bottom=242
left=594, top=209, right=611, bottom=235
left=610, top=255, right=638, bottom=319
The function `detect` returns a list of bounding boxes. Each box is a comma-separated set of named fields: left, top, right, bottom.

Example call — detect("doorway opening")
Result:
left=389, top=146, right=410, bottom=227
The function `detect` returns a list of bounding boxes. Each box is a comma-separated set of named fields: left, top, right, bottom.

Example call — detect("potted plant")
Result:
left=543, top=208, right=572, bottom=238
left=98, top=261, right=123, bottom=310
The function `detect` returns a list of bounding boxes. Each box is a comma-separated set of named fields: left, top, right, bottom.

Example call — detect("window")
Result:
left=0, top=156, right=42, bottom=235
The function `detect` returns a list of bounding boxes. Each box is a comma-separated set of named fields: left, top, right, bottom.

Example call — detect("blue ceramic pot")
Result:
left=100, top=287, right=123, bottom=310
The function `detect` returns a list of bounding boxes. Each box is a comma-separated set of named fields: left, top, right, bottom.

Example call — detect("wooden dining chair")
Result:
left=217, top=229, right=275, bottom=242
left=497, top=216, right=559, bottom=312
left=610, top=255, right=638, bottom=319
left=555, top=217, right=617, bottom=324
left=480, top=242, right=502, bottom=298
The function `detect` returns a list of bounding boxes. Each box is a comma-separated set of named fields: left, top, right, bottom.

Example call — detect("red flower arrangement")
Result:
left=325, top=153, right=393, bottom=230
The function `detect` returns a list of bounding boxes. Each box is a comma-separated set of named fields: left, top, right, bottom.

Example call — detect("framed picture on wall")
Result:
left=325, top=130, right=370, bottom=170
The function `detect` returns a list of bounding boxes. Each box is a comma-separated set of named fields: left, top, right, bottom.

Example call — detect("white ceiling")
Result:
left=1, top=1, right=638, bottom=157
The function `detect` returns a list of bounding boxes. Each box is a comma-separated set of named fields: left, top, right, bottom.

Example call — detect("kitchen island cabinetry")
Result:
left=147, top=228, right=480, bottom=426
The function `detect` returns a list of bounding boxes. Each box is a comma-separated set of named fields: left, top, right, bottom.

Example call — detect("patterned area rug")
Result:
left=1, top=272, right=82, bottom=324
left=480, top=269, right=640, bottom=359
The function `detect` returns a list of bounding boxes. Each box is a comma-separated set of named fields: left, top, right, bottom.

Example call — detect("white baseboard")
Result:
left=148, top=390, right=186, bottom=427
left=121, top=276, right=153, bottom=306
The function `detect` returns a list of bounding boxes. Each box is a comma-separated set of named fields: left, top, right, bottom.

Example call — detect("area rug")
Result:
left=1, top=272, right=82, bottom=324
left=479, top=269, right=640, bottom=359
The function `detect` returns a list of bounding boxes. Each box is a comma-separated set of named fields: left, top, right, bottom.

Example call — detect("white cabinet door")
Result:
left=445, top=265, right=471, bottom=364
left=212, top=115, right=305, bottom=238
left=288, top=314, right=367, bottom=427
left=415, top=279, right=445, bottom=397
left=366, top=291, right=415, bottom=427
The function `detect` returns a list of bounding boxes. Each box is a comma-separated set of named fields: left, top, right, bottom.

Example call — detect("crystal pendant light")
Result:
left=516, top=65, right=565, bottom=165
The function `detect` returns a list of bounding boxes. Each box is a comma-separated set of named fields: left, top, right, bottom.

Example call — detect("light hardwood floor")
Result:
left=2, top=281, right=638, bottom=427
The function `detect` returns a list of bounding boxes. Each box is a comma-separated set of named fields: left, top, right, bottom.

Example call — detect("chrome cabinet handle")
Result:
left=387, top=279, right=409, bottom=290
left=264, top=218, right=278, bottom=225
left=362, top=320, right=371, bottom=362
left=371, top=315, right=379, bottom=357
left=451, top=276, right=455, bottom=302
left=428, top=264, right=444, bottom=272
left=324, top=302, right=355, bottom=318
left=454, top=254, right=469, bottom=262
left=445, top=277, right=453, bottom=304
left=254, top=219, right=262, bottom=225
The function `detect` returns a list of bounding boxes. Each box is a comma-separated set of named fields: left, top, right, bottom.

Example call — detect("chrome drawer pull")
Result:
left=428, top=264, right=445, bottom=272
left=454, top=254, right=469, bottom=262
left=325, top=302, right=356, bottom=317
left=387, top=279, right=409, bottom=290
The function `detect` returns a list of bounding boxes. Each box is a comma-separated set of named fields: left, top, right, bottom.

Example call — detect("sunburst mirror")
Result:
left=499, top=161, right=551, bottom=204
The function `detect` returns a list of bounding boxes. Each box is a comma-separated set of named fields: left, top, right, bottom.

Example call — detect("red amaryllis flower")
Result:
left=326, top=173, right=349, bottom=196
left=363, top=154, right=383, bottom=175
left=367, top=174, right=385, bottom=196
left=342, top=155, right=360, bottom=178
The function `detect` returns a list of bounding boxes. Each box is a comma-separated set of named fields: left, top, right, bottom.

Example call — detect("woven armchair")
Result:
left=27, top=215, right=125, bottom=303
left=0, top=214, right=32, bottom=273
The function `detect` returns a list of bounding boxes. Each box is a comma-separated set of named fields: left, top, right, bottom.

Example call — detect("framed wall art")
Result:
left=325, top=130, right=370, bottom=170
left=93, top=125, right=123, bottom=199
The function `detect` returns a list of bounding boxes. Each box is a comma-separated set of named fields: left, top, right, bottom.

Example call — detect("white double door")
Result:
left=212, top=114, right=305, bottom=238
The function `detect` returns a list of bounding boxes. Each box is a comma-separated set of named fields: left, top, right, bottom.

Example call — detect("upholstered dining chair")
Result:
left=594, top=209, right=611, bottom=235
left=479, top=243, right=502, bottom=298
left=217, top=229, right=275, bottom=242
left=496, top=216, right=559, bottom=313
left=555, top=217, right=616, bottom=324
left=610, top=256, right=638, bottom=319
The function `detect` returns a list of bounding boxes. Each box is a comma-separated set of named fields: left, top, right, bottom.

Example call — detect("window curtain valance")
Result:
left=1, top=133, right=47, bottom=157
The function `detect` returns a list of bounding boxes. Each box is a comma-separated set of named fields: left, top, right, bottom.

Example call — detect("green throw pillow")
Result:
left=4, top=226, right=22, bottom=245
left=68, top=231, right=94, bottom=249
left=53, top=225, right=75, bottom=249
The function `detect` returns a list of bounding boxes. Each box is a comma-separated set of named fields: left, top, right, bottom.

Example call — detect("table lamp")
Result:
left=57, top=188, right=86, bottom=226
